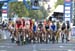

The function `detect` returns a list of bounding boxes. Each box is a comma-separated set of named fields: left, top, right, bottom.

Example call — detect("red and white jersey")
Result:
left=15, top=18, right=22, bottom=29
left=21, top=19, right=25, bottom=29
left=29, top=19, right=33, bottom=30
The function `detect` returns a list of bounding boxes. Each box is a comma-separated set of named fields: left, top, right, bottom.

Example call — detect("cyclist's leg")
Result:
left=16, top=29, right=20, bottom=45
left=11, top=30, right=15, bottom=43
left=61, top=31, right=64, bottom=43
left=56, top=31, right=59, bottom=43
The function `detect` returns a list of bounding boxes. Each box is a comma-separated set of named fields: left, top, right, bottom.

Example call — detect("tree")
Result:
left=40, top=6, right=48, bottom=19
left=8, top=2, right=29, bottom=17
left=8, top=2, right=48, bottom=20
left=54, top=0, right=64, bottom=8
left=28, top=10, right=43, bottom=20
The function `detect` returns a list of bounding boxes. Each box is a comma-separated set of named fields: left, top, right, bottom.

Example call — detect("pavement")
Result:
left=0, top=39, right=75, bottom=51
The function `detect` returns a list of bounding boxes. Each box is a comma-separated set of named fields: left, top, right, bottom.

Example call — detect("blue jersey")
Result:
left=51, top=24, right=56, bottom=31
left=33, top=25, right=36, bottom=32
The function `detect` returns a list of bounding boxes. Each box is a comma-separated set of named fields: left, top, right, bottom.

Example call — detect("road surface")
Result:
left=0, top=39, right=75, bottom=51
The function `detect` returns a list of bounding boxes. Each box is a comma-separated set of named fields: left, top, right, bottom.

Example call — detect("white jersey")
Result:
left=8, top=24, right=12, bottom=29
left=25, top=20, right=30, bottom=29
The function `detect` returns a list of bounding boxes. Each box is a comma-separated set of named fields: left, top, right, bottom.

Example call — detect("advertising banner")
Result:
left=2, top=2, right=8, bottom=22
left=71, top=27, right=75, bottom=36
left=0, top=0, right=8, bottom=1
left=64, top=0, right=72, bottom=22
left=23, top=0, right=40, bottom=10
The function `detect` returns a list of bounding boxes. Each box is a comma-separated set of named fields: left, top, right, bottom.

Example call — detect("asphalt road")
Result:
left=0, top=39, right=75, bottom=51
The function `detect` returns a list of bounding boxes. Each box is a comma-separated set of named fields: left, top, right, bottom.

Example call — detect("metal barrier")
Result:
left=0, top=29, right=10, bottom=40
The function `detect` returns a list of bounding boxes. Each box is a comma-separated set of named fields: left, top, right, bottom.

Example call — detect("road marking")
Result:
left=68, top=49, right=74, bottom=51
left=33, top=44, right=37, bottom=51
left=40, top=49, right=74, bottom=51
left=59, top=45, right=64, bottom=48
left=7, top=46, right=13, bottom=48
left=0, top=46, right=6, bottom=48
left=37, top=44, right=75, bottom=46
left=33, top=50, right=37, bottom=51
left=0, top=43, right=15, bottom=46
left=0, top=45, right=13, bottom=48
left=0, top=50, right=7, bottom=51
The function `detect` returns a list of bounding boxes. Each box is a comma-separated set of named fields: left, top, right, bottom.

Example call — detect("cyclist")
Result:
left=50, top=21, right=56, bottom=43
left=61, top=22, right=66, bottom=43
left=15, top=18, right=23, bottom=45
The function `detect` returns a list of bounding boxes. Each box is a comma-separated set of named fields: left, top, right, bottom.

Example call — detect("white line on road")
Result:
left=0, top=50, right=7, bottom=51
left=59, top=45, right=64, bottom=48
left=40, top=49, right=74, bottom=51
left=7, top=46, right=13, bottom=48
left=0, top=45, right=13, bottom=48
left=37, top=44, right=75, bottom=46
left=68, top=49, right=74, bottom=51
left=33, top=44, right=37, bottom=51
left=0, top=46, right=6, bottom=48
left=0, top=43, right=15, bottom=46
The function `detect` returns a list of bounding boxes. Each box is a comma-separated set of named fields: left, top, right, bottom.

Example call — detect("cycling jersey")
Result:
left=51, top=24, right=56, bottom=31
left=16, top=19, right=22, bottom=29
left=30, top=20, right=33, bottom=30
left=45, top=24, right=49, bottom=30
left=21, top=19, right=25, bottom=29
left=33, top=24, right=36, bottom=32
left=25, top=20, right=30, bottom=29
left=22, top=19, right=25, bottom=27
left=61, top=23, right=66, bottom=31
